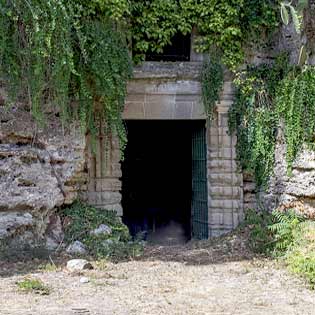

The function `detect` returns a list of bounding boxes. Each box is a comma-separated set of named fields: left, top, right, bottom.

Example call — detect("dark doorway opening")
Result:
left=121, top=120, right=206, bottom=244
left=145, top=33, right=191, bottom=62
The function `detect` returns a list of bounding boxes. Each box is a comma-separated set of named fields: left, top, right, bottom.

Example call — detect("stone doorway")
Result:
left=84, top=62, right=244, bottom=239
left=121, top=120, right=207, bottom=243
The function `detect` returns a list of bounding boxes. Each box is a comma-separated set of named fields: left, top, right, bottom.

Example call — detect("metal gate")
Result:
left=191, top=123, right=208, bottom=239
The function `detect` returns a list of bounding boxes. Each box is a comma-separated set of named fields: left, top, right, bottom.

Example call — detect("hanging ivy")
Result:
left=201, top=55, right=224, bottom=119
left=229, top=53, right=315, bottom=187
left=0, top=0, right=280, bottom=153
left=0, top=0, right=132, bottom=149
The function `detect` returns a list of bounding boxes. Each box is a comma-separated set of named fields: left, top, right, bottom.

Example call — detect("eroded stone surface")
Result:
left=0, top=97, right=87, bottom=246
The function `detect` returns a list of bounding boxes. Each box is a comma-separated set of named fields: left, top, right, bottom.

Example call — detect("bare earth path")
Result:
left=1, top=235, right=315, bottom=315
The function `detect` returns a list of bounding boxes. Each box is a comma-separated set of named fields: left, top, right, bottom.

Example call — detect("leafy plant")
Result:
left=229, top=51, right=315, bottom=186
left=269, top=210, right=305, bottom=254
left=280, top=1, right=309, bottom=66
left=201, top=55, right=224, bottom=119
left=244, top=207, right=315, bottom=288
left=62, top=201, right=143, bottom=260
left=17, top=278, right=51, bottom=295
left=243, top=208, right=275, bottom=254
left=286, top=221, right=315, bottom=288
left=0, top=0, right=132, bottom=150
left=229, top=54, right=292, bottom=186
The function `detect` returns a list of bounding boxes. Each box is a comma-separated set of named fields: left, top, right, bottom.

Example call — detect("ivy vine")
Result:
left=130, top=0, right=279, bottom=69
left=229, top=54, right=315, bottom=187
left=0, top=0, right=132, bottom=149
left=201, top=55, right=224, bottom=119
left=0, top=0, right=280, bottom=153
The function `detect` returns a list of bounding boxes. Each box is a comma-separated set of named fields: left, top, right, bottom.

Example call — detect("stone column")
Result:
left=83, top=129, right=122, bottom=215
left=207, top=80, right=244, bottom=236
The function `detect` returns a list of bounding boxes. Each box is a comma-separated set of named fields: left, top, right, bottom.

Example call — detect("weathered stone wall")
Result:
left=0, top=89, right=87, bottom=249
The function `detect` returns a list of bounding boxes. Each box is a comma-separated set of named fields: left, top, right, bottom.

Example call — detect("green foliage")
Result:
left=269, top=210, right=305, bottom=254
left=280, top=0, right=308, bottom=34
left=0, top=0, right=132, bottom=149
left=229, top=51, right=315, bottom=186
left=130, top=0, right=278, bottom=69
left=62, top=201, right=143, bottom=260
left=17, top=278, right=51, bottom=295
left=243, top=208, right=275, bottom=254
left=275, top=67, right=315, bottom=170
left=201, top=55, right=224, bottom=119
left=244, top=208, right=315, bottom=288
left=286, top=221, right=315, bottom=288
left=229, top=54, right=292, bottom=186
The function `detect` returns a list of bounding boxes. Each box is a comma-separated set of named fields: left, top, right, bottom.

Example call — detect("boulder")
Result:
left=66, top=259, right=93, bottom=272
left=66, top=241, right=87, bottom=255
left=0, top=212, right=33, bottom=239
left=90, top=224, right=112, bottom=236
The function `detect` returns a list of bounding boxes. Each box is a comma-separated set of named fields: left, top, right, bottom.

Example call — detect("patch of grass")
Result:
left=16, top=278, right=51, bottom=295
left=38, top=262, right=59, bottom=272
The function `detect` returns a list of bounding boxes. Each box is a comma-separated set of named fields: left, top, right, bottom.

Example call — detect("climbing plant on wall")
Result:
left=228, top=53, right=315, bottom=187
left=0, top=0, right=280, bottom=150
left=130, top=0, right=279, bottom=69
left=201, top=55, right=224, bottom=119
left=0, top=0, right=132, bottom=148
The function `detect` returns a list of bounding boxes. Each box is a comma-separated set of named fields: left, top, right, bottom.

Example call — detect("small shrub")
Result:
left=17, top=278, right=51, bottom=295
left=38, top=263, right=59, bottom=272
left=285, top=221, right=315, bottom=288
left=61, top=201, right=143, bottom=260
left=243, top=208, right=275, bottom=254
left=244, top=208, right=315, bottom=288
left=269, top=210, right=305, bottom=255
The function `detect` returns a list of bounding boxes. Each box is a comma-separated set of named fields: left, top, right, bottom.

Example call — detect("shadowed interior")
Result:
left=122, top=120, right=205, bottom=242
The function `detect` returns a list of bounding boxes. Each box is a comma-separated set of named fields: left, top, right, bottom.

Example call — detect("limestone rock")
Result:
left=66, top=241, right=87, bottom=255
left=66, top=259, right=93, bottom=272
left=0, top=101, right=87, bottom=247
left=45, top=214, right=64, bottom=250
left=90, top=224, right=112, bottom=236
left=79, top=277, right=90, bottom=284
left=0, top=212, right=33, bottom=238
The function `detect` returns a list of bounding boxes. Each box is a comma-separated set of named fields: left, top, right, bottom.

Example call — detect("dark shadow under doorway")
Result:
left=122, top=120, right=206, bottom=244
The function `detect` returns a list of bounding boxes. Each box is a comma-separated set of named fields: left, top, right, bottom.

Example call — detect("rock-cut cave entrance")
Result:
left=121, top=120, right=208, bottom=244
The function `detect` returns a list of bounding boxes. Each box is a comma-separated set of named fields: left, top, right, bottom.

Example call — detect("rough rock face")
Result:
left=262, top=140, right=315, bottom=219
left=0, top=91, right=87, bottom=248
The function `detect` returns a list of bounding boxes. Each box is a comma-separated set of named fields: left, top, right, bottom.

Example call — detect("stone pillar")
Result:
left=84, top=129, right=122, bottom=216
left=207, top=80, right=244, bottom=236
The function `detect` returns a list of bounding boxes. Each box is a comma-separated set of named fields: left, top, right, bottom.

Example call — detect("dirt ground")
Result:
left=1, top=233, right=315, bottom=315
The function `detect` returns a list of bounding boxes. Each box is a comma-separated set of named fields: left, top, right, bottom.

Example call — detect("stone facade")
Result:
left=83, top=61, right=243, bottom=237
